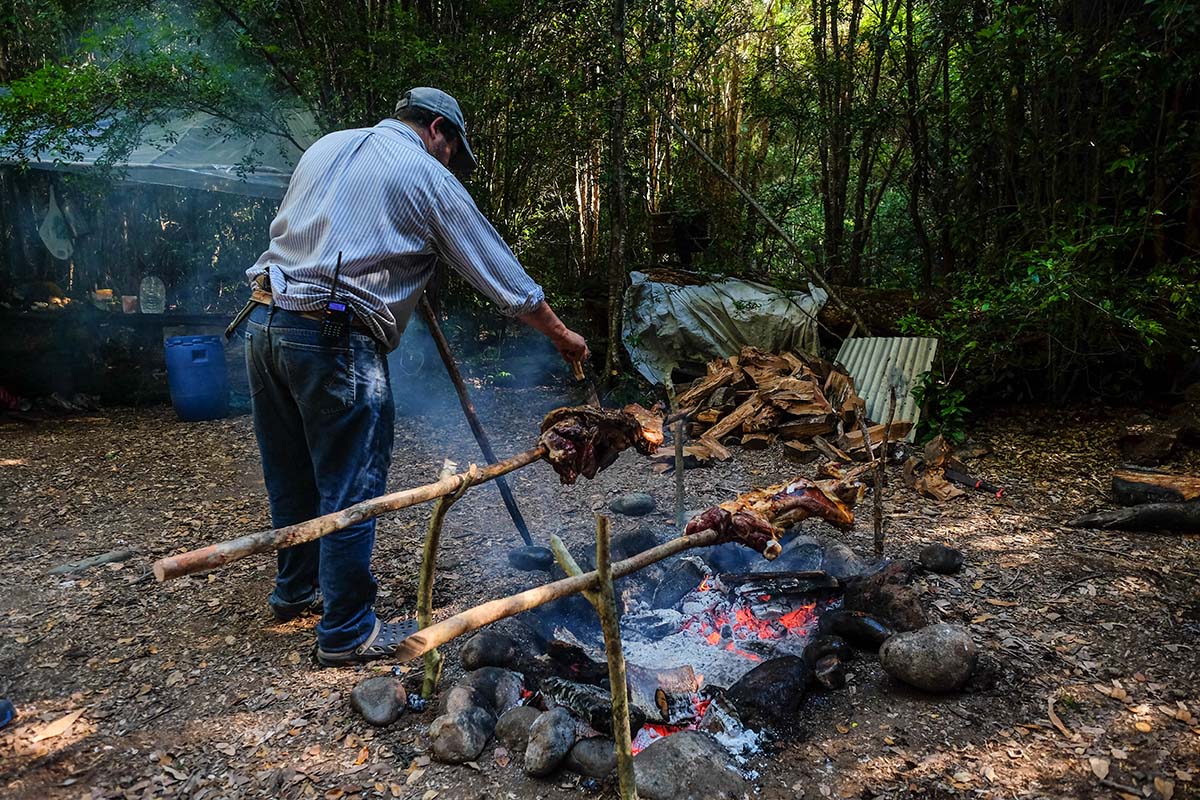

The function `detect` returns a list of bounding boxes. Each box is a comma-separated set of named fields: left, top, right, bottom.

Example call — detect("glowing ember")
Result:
left=679, top=574, right=820, bottom=660
left=631, top=695, right=714, bottom=755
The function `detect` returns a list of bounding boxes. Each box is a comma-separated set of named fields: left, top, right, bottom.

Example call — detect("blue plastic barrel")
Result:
left=164, top=335, right=229, bottom=421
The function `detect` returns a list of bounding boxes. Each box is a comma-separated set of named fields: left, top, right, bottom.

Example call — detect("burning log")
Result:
left=718, top=571, right=841, bottom=598
left=539, top=404, right=665, bottom=485
left=540, top=677, right=646, bottom=735
left=683, top=472, right=865, bottom=558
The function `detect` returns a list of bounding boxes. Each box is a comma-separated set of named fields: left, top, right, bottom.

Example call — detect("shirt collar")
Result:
left=375, top=118, right=426, bottom=149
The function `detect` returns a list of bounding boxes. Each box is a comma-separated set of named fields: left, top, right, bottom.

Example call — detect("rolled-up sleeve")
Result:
left=429, top=175, right=545, bottom=316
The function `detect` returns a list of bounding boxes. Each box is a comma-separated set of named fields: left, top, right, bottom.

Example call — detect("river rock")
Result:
left=610, top=492, right=656, bottom=516
left=524, top=708, right=577, bottom=776
left=724, top=655, right=810, bottom=729
left=508, top=545, right=555, bottom=572
left=349, top=675, right=407, bottom=727
left=918, top=543, right=964, bottom=574
left=753, top=535, right=822, bottom=573
left=495, top=705, right=541, bottom=751
left=612, top=525, right=661, bottom=559
left=879, top=623, right=979, bottom=693
left=820, top=538, right=868, bottom=580
left=634, top=731, right=750, bottom=800
left=565, top=737, right=617, bottom=778
left=459, top=667, right=525, bottom=715
left=460, top=632, right=519, bottom=671
left=429, top=706, right=496, bottom=763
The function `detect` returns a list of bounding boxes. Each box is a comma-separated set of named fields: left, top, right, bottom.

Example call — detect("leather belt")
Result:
left=225, top=274, right=375, bottom=340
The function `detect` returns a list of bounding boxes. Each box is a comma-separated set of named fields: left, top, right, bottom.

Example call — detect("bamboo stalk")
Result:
left=419, top=460, right=475, bottom=699
left=153, top=445, right=548, bottom=582
left=386, top=529, right=723, bottom=662
left=594, top=515, right=638, bottom=800
left=419, top=295, right=533, bottom=546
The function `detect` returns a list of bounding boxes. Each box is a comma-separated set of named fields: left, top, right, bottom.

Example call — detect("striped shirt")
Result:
left=246, top=119, right=544, bottom=351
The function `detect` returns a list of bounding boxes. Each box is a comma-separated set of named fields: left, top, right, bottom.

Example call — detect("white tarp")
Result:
left=0, top=106, right=318, bottom=198
left=622, top=271, right=828, bottom=387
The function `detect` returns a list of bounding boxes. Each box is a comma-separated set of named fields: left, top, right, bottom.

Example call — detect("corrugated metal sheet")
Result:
left=834, top=337, right=939, bottom=442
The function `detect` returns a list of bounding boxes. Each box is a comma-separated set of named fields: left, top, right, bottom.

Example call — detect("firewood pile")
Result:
left=656, top=347, right=910, bottom=472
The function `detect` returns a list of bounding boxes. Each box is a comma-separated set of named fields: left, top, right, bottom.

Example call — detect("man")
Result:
left=241, top=87, right=588, bottom=666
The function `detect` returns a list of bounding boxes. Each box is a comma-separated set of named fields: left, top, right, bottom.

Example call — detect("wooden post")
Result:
left=595, top=515, right=639, bottom=800
left=419, top=295, right=534, bottom=546
left=153, top=445, right=548, bottom=582
left=873, top=387, right=898, bottom=558
left=418, top=460, right=476, bottom=699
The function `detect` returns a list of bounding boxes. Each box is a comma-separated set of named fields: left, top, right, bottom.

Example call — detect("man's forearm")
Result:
left=518, top=301, right=570, bottom=339
left=518, top=301, right=589, bottom=363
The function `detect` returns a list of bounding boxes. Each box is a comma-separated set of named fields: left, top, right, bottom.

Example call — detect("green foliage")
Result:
left=911, top=370, right=969, bottom=444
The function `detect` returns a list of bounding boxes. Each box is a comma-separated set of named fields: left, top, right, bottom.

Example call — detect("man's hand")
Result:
left=518, top=301, right=590, bottom=365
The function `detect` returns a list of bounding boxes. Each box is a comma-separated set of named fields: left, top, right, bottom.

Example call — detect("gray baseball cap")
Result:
left=394, top=87, right=478, bottom=173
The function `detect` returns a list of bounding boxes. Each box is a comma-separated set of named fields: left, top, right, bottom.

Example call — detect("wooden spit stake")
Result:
left=154, top=408, right=695, bottom=583
left=152, top=446, right=548, bottom=582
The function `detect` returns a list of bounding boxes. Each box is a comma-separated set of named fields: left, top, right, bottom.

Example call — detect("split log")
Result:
left=1112, top=467, right=1200, bottom=506
left=718, top=570, right=841, bottom=596
left=703, top=395, right=764, bottom=441
left=153, top=445, right=549, bottom=582
left=1067, top=501, right=1200, bottom=533
left=1118, top=419, right=1181, bottom=466
left=386, top=529, right=724, bottom=663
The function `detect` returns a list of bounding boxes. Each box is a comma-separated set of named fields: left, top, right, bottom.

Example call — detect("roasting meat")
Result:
left=684, top=474, right=863, bottom=558
left=539, top=404, right=665, bottom=484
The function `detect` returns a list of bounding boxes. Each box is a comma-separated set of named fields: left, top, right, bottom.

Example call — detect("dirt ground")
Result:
left=0, top=388, right=1197, bottom=800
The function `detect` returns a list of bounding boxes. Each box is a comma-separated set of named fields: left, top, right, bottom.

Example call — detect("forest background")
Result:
left=1, top=0, right=1197, bottom=414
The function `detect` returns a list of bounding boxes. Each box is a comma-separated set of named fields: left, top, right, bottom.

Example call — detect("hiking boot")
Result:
left=315, top=619, right=419, bottom=667
left=269, top=590, right=323, bottom=622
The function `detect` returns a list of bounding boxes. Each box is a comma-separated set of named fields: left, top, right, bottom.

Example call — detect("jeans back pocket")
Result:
left=278, top=338, right=357, bottom=415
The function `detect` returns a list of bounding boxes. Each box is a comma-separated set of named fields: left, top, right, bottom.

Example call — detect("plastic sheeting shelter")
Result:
left=0, top=106, right=318, bottom=198
left=622, top=270, right=828, bottom=387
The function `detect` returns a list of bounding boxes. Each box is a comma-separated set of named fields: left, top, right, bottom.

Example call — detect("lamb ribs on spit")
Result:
left=684, top=466, right=866, bottom=558
left=539, top=404, right=665, bottom=484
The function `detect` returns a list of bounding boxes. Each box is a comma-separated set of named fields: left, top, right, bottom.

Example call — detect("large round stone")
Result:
left=919, top=543, right=965, bottom=574
left=495, top=705, right=541, bottom=751
left=565, top=737, right=617, bottom=778
left=633, top=731, right=750, bottom=800
left=459, top=632, right=519, bottom=671
left=879, top=623, right=979, bottom=693
left=524, top=708, right=577, bottom=776
left=610, top=492, right=656, bottom=516
left=428, top=706, right=496, bottom=763
left=349, top=675, right=406, bottom=727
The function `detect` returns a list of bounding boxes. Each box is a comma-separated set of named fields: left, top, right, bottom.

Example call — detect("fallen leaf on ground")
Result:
left=32, top=709, right=84, bottom=742
left=1155, top=777, right=1175, bottom=799
left=1136, top=721, right=1153, bottom=733
left=1089, top=757, right=1110, bottom=779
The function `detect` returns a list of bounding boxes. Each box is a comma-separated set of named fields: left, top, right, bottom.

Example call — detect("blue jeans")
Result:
left=245, top=304, right=395, bottom=652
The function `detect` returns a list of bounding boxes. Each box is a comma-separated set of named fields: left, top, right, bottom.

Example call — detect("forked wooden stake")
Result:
left=418, top=460, right=476, bottom=699
left=550, top=520, right=638, bottom=800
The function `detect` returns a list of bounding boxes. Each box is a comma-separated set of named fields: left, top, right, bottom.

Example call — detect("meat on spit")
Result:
left=539, top=404, right=665, bottom=485
left=684, top=469, right=865, bottom=558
